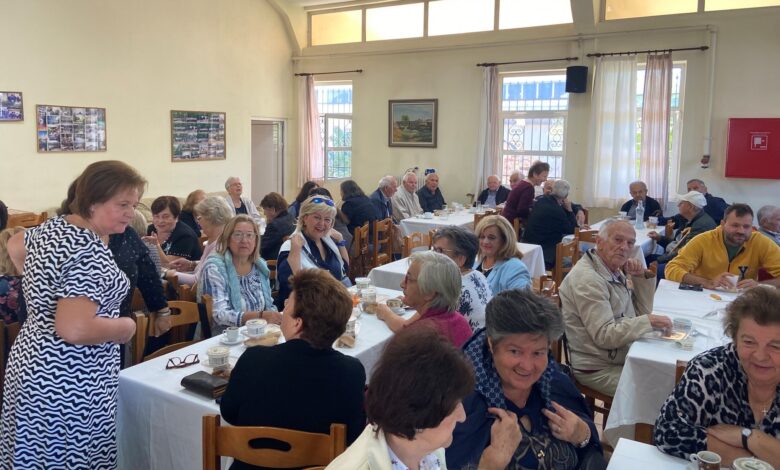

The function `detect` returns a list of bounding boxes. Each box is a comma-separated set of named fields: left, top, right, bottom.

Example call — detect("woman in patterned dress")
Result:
left=0, top=160, right=143, bottom=469
left=326, top=327, right=475, bottom=469
left=655, top=287, right=780, bottom=467
left=431, top=226, right=493, bottom=330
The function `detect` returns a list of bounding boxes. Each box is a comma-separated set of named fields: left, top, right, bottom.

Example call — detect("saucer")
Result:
left=220, top=334, right=243, bottom=346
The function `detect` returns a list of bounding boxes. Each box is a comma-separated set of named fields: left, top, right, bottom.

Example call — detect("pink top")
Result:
left=176, top=240, right=217, bottom=285
left=413, top=307, right=473, bottom=348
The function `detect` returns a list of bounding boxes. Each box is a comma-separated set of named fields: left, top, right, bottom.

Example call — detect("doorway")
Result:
left=250, top=119, right=285, bottom=202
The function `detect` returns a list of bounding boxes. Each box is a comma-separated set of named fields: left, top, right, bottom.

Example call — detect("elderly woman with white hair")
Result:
left=223, top=176, right=263, bottom=225
left=371, top=251, right=473, bottom=347
left=276, top=195, right=351, bottom=309
left=522, top=178, right=578, bottom=268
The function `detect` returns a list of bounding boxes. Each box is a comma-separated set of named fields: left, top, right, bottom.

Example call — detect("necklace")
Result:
left=481, top=258, right=495, bottom=272
left=748, top=384, right=775, bottom=419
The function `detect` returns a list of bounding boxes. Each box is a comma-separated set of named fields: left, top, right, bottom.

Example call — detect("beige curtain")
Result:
left=298, top=76, right=324, bottom=187
left=474, top=66, right=501, bottom=197
left=639, top=53, right=672, bottom=205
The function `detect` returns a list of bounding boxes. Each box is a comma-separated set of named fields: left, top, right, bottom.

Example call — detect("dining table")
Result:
left=367, top=242, right=547, bottom=290
left=603, top=279, right=736, bottom=447
left=398, top=209, right=475, bottom=237
left=117, top=287, right=412, bottom=470
left=606, top=438, right=689, bottom=469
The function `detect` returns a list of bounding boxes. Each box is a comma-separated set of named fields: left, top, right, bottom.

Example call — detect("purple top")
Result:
left=413, top=306, right=473, bottom=348
left=501, top=180, right=535, bottom=223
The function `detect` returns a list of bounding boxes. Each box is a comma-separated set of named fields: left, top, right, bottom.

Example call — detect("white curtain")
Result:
left=298, top=75, right=324, bottom=187
left=585, top=56, right=638, bottom=208
left=474, top=66, right=501, bottom=197
left=639, top=53, right=673, bottom=205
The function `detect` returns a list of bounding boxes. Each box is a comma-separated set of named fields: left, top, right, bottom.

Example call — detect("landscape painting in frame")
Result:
left=36, top=105, right=106, bottom=152
left=171, top=110, right=226, bottom=162
left=389, top=99, right=437, bottom=148
left=0, top=92, right=23, bottom=121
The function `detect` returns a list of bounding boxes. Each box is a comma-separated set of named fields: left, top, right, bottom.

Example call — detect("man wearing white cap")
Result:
left=648, top=191, right=716, bottom=265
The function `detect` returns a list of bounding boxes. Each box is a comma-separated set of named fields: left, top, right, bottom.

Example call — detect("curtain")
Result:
left=585, top=56, right=638, bottom=208
left=298, top=75, right=324, bottom=187
left=639, top=53, right=673, bottom=205
left=474, top=66, right=501, bottom=197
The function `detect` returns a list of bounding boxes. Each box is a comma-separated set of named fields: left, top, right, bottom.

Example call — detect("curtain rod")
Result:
left=587, top=46, right=708, bottom=58
left=294, top=69, right=363, bottom=76
left=477, top=57, right=578, bottom=67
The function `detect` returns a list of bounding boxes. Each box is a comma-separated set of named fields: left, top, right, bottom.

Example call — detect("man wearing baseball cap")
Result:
left=648, top=191, right=716, bottom=265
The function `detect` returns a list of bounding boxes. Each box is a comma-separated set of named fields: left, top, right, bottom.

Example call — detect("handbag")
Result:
left=181, top=371, right=228, bottom=398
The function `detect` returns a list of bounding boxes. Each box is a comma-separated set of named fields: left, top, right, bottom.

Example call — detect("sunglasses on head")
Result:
left=311, top=197, right=335, bottom=207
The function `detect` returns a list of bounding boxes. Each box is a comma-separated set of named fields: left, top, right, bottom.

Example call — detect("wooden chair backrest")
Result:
left=665, top=219, right=675, bottom=239
left=202, top=294, right=214, bottom=330
left=553, top=237, right=580, bottom=288
left=402, top=232, right=430, bottom=258
left=202, top=415, right=346, bottom=470
left=675, top=360, right=688, bottom=385
left=133, top=312, right=149, bottom=366
left=178, top=284, right=197, bottom=303
left=349, top=222, right=370, bottom=278
left=428, top=229, right=437, bottom=248
left=0, top=322, right=19, bottom=405
left=131, top=288, right=146, bottom=312
left=512, top=218, right=523, bottom=241
left=372, top=218, right=393, bottom=268
left=7, top=211, right=47, bottom=228
left=142, top=300, right=201, bottom=361
left=474, top=212, right=490, bottom=227
left=266, top=259, right=277, bottom=283
left=575, top=228, right=598, bottom=244
left=580, top=207, right=589, bottom=224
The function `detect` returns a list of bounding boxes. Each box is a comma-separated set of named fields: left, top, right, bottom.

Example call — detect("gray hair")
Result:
left=510, top=170, right=521, bottom=178
left=757, top=205, right=780, bottom=224
left=409, top=251, right=461, bottom=311
left=224, top=176, right=240, bottom=190
left=402, top=171, right=417, bottom=183
left=432, top=225, right=479, bottom=268
left=598, top=218, right=633, bottom=239
left=485, top=289, right=563, bottom=344
left=129, top=210, right=148, bottom=235
left=378, top=175, right=396, bottom=189
left=629, top=180, right=647, bottom=190
left=551, top=179, right=570, bottom=199
left=195, top=196, right=233, bottom=226
left=686, top=178, right=705, bottom=187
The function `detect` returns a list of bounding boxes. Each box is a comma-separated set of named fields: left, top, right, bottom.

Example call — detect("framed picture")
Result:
left=36, top=104, right=106, bottom=152
left=389, top=99, right=438, bottom=148
left=171, top=110, right=226, bottom=162
left=0, top=92, right=24, bottom=121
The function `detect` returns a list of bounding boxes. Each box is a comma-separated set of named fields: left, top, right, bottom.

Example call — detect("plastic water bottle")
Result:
left=635, top=201, right=645, bottom=229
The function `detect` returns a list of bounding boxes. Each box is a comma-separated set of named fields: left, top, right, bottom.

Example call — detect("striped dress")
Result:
left=0, top=217, right=129, bottom=469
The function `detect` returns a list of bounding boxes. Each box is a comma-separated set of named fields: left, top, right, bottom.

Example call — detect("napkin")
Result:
left=181, top=371, right=228, bottom=398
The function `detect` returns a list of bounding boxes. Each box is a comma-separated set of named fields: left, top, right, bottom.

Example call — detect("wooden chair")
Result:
left=575, top=228, right=598, bottom=244
left=428, top=229, right=437, bottom=249
left=139, top=300, right=201, bottom=361
left=131, top=288, right=146, bottom=312
left=7, top=211, right=47, bottom=228
left=178, top=284, right=197, bottom=303
left=580, top=207, right=589, bottom=225
left=553, top=237, right=580, bottom=289
left=202, top=414, right=346, bottom=470
left=0, top=321, right=21, bottom=405
left=665, top=219, right=675, bottom=239
left=266, top=259, right=278, bottom=298
left=202, top=294, right=214, bottom=331
left=561, top=335, right=613, bottom=431
left=512, top=218, right=523, bottom=241
left=402, top=232, right=430, bottom=258
left=349, top=222, right=370, bottom=278
left=132, top=312, right=149, bottom=366
left=372, top=218, right=394, bottom=268
left=675, top=360, right=688, bottom=384
left=474, top=212, right=491, bottom=227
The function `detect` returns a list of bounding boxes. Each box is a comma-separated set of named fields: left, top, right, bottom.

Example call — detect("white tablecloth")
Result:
left=398, top=210, right=474, bottom=237
left=603, top=280, right=734, bottom=446
left=117, top=288, right=410, bottom=470
left=367, top=243, right=547, bottom=290
left=590, top=218, right=658, bottom=257
left=607, top=438, right=689, bottom=469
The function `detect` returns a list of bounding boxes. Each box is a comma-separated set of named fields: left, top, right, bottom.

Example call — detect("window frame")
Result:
left=315, top=80, right=353, bottom=181
left=600, top=0, right=780, bottom=21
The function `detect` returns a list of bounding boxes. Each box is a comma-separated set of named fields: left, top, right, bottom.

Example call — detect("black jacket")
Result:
left=417, top=186, right=446, bottom=212
left=147, top=221, right=202, bottom=261
left=341, top=195, right=381, bottom=233
left=260, top=210, right=295, bottom=260
left=476, top=185, right=510, bottom=206
left=620, top=196, right=663, bottom=221
left=370, top=188, right=393, bottom=220
left=220, top=339, right=366, bottom=470
left=657, top=210, right=716, bottom=263
left=521, top=195, right=577, bottom=268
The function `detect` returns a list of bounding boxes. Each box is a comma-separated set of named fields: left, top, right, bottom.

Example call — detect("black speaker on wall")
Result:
left=566, top=66, right=588, bottom=93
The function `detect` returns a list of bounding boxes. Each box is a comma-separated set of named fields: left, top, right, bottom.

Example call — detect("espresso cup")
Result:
left=245, top=318, right=267, bottom=337
left=225, top=326, right=239, bottom=342
left=688, top=450, right=721, bottom=470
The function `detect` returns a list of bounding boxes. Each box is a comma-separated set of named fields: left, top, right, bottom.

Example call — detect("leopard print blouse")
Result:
left=654, top=343, right=780, bottom=458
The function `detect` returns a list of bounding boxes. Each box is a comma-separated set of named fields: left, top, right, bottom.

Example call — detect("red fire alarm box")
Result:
left=725, top=118, right=780, bottom=179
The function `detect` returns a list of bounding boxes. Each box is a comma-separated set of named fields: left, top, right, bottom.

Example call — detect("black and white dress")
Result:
left=0, top=217, right=129, bottom=469
left=459, top=270, right=492, bottom=330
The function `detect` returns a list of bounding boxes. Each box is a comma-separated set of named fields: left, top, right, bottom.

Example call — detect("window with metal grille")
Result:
left=315, top=82, right=352, bottom=179
left=498, top=72, right=568, bottom=184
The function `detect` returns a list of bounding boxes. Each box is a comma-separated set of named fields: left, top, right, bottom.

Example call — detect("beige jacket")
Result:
left=391, top=188, right=423, bottom=222
left=559, top=250, right=655, bottom=372
left=326, top=425, right=447, bottom=470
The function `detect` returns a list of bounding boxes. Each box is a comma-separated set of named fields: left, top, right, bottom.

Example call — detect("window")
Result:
left=309, top=0, right=573, bottom=46
left=498, top=72, right=568, bottom=184
left=635, top=63, right=686, bottom=197
left=604, top=0, right=780, bottom=20
left=315, top=82, right=352, bottom=179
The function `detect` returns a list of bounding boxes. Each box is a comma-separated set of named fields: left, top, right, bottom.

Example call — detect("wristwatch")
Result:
left=741, top=427, right=753, bottom=452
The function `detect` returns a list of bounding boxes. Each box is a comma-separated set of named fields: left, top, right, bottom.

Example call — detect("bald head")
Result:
left=487, top=175, right=500, bottom=191
left=402, top=172, right=418, bottom=193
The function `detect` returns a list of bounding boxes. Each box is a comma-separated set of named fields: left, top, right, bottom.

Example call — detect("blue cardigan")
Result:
left=474, top=257, right=530, bottom=294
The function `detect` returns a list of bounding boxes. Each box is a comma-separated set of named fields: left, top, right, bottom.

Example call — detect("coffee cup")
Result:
left=648, top=216, right=659, bottom=229
left=386, top=298, right=403, bottom=311
left=732, top=457, right=775, bottom=470
left=688, top=450, right=721, bottom=470
left=245, top=318, right=267, bottom=337
left=618, top=211, right=628, bottom=220
left=225, top=326, right=239, bottom=342
left=207, top=346, right=230, bottom=370
left=423, top=212, right=433, bottom=219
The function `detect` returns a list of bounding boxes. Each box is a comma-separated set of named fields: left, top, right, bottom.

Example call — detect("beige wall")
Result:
left=295, top=7, right=780, bottom=214
left=0, top=0, right=295, bottom=212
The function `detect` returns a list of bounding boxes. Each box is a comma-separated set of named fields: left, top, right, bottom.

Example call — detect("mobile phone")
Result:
left=679, top=283, right=703, bottom=292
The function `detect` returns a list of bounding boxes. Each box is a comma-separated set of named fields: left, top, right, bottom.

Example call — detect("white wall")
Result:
left=294, top=7, right=780, bottom=213
left=0, top=0, right=295, bottom=212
